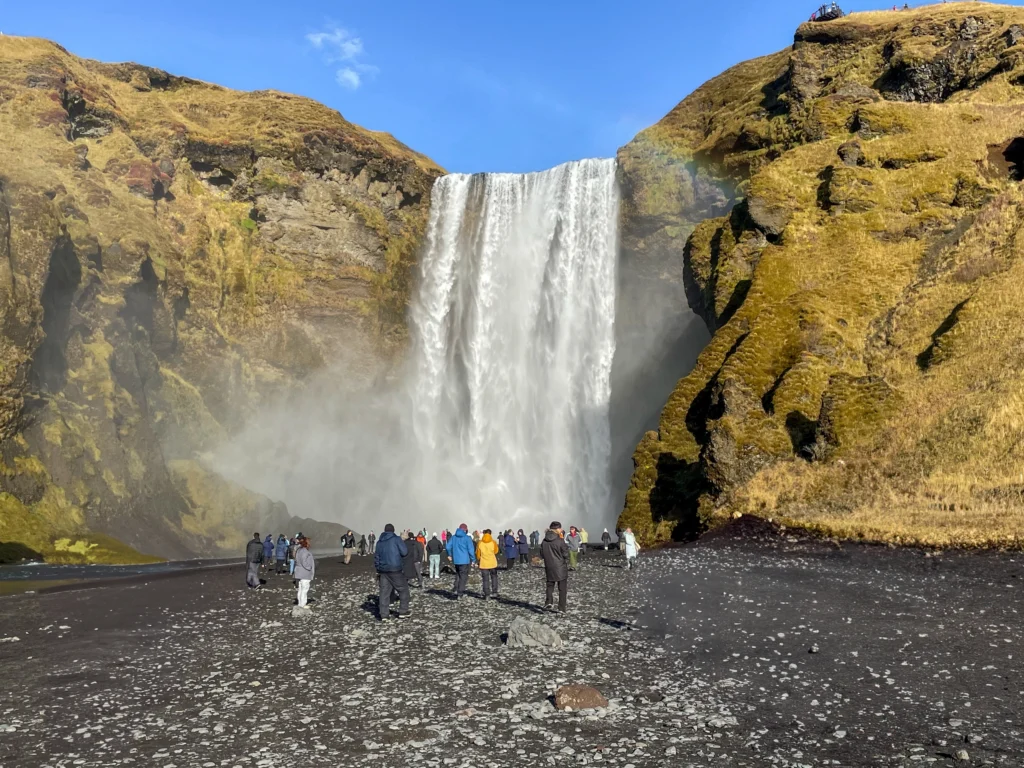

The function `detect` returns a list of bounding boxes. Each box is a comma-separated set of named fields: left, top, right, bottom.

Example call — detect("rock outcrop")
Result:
left=0, top=37, right=442, bottom=562
left=619, top=3, right=1024, bottom=547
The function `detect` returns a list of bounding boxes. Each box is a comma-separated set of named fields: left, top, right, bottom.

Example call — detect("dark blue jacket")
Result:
left=263, top=536, right=274, bottom=558
left=445, top=528, right=476, bottom=565
left=504, top=534, right=517, bottom=560
left=374, top=531, right=408, bottom=573
left=274, top=536, right=288, bottom=560
left=518, top=533, right=529, bottom=554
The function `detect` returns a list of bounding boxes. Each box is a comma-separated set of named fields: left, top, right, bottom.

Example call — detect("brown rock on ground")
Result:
left=554, top=685, right=609, bottom=711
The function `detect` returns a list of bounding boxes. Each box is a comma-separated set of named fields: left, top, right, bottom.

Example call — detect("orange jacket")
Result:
left=476, top=534, right=500, bottom=569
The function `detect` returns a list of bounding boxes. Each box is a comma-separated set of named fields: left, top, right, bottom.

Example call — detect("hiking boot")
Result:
left=544, top=604, right=554, bottom=611
left=396, top=612, right=411, bottom=619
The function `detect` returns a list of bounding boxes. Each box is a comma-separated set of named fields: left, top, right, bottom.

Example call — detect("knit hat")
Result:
left=549, top=521, right=562, bottom=530
left=384, top=523, right=395, bottom=533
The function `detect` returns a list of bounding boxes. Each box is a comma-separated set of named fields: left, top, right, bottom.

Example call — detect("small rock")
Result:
left=954, top=749, right=970, bottom=762
left=554, top=685, right=609, bottom=711
left=809, top=644, right=820, bottom=654
left=291, top=605, right=313, bottom=619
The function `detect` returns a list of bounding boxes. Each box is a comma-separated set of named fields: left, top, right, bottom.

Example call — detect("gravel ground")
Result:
left=0, top=522, right=1021, bottom=767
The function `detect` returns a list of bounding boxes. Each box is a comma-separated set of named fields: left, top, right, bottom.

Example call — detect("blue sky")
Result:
left=4, top=1, right=1007, bottom=173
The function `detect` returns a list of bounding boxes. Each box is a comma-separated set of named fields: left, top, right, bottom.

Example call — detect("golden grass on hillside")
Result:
left=621, top=2, right=1024, bottom=548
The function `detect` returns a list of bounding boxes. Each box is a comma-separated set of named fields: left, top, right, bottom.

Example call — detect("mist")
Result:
left=213, top=158, right=709, bottom=537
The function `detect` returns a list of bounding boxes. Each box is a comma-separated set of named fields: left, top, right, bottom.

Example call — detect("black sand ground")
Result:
left=0, top=523, right=1020, bottom=767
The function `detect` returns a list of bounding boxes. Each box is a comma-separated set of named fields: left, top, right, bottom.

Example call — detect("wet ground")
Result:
left=0, top=522, right=1020, bottom=767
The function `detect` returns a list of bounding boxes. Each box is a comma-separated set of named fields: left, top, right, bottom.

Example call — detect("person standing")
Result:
left=426, top=533, right=444, bottom=580
left=287, top=536, right=298, bottom=576
left=476, top=529, right=500, bottom=600
left=445, top=523, right=477, bottom=599
left=541, top=522, right=569, bottom=613
left=262, top=534, right=274, bottom=569
left=579, top=527, right=589, bottom=556
left=601, top=528, right=612, bottom=551
left=623, top=527, right=640, bottom=569
left=293, top=537, right=315, bottom=608
left=274, top=534, right=288, bottom=574
left=343, top=531, right=356, bottom=565
left=517, top=529, right=529, bottom=565
left=358, top=534, right=368, bottom=556
left=404, top=531, right=425, bottom=589
left=503, top=530, right=518, bottom=570
left=566, top=526, right=582, bottom=571
left=374, top=523, right=409, bottom=620
left=368, top=530, right=376, bottom=555
left=245, top=532, right=264, bottom=589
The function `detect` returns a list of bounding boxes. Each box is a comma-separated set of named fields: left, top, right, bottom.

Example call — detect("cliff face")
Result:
left=0, top=37, right=442, bottom=562
left=619, top=3, right=1024, bottom=547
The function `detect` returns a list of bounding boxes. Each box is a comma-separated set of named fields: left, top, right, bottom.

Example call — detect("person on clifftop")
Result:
left=541, top=521, right=570, bottom=613
left=245, top=532, right=264, bottom=589
left=374, top=523, right=410, bottom=620
left=446, top=523, right=477, bottom=599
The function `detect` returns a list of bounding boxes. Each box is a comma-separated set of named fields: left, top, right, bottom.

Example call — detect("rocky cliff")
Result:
left=0, top=37, right=442, bottom=562
left=619, top=2, right=1024, bottom=548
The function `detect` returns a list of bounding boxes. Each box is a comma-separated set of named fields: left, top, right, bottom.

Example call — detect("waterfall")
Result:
left=213, top=158, right=621, bottom=535
left=407, top=158, right=620, bottom=529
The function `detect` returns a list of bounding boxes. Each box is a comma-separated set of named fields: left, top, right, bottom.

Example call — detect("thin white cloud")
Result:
left=336, top=67, right=361, bottom=90
left=307, top=24, right=377, bottom=90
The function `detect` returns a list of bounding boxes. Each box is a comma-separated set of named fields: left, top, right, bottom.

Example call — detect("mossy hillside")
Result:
left=621, top=3, right=1024, bottom=547
left=0, top=37, right=440, bottom=560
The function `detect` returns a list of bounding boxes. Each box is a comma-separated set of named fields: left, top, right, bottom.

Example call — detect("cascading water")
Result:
left=214, top=158, right=622, bottom=534
left=408, top=158, right=619, bottom=528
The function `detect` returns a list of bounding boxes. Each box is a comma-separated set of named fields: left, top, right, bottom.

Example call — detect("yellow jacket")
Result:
left=476, top=534, right=500, bottom=569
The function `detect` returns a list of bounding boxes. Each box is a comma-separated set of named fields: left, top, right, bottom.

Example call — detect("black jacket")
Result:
left=403, top=538, right=425, bottom=578
left=426, top=536, right=444, bottom=556
left=245, top=538, right=264, bottom=564
left=540, top=530, right=569, bottom=582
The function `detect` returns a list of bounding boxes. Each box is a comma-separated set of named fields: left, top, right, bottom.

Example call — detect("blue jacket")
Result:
left=445, top=528, right=476, bottom=565
left=274, top=537, right=287, bottom=560
left=504, top=534, right=517, bottom=560
left=374, top=531, right=408, bottom=573
left=518, top=533, right=529, bottom=554
left=263, top=536, right=274, bottom=558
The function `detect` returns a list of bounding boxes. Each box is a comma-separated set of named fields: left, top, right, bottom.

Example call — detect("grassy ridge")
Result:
left=619, top=3, right=1024, bottom=548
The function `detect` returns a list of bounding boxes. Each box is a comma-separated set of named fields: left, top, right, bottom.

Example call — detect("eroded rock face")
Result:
left=619, top=4, right=1024, bottom=547
left=0, top=37, right=442, bottom=562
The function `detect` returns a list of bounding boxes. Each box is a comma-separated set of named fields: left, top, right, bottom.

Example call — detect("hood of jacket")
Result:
left=543, top=529, right=561, bottom=542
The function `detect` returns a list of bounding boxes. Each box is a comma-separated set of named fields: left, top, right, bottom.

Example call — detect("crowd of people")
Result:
left=243, top=522, right=642, bottom=620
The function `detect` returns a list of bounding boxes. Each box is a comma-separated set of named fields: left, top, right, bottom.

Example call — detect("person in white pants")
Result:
left=293, top=537, right=315, bottom=607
